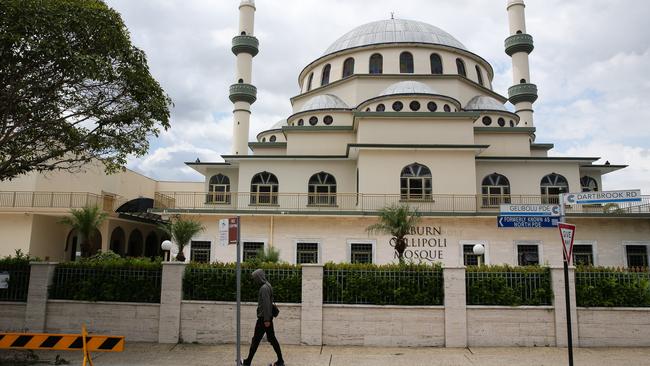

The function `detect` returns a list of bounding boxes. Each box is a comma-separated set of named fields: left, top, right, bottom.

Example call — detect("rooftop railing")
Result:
left=153, top=192, right=650, bottom=216
left=0, top=191, right=124, bottom=211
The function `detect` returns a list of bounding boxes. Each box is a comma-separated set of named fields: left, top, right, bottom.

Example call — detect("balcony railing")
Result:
left=0, top=191, right=123, bottom=211
left=153, top=192, right=650, bottom=216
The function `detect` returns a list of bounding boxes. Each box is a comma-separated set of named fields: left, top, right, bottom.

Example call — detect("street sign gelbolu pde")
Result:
left=497, top=215, right=559, bottom=228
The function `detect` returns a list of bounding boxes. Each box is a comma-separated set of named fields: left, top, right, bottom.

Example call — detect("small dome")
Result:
left=299, top=94, right=349, bottom=112
left=465, top=96, right=508, bottom=112
left=324, top=19, right=467, bottom=56
left=379, top=81, right=437, bottom=97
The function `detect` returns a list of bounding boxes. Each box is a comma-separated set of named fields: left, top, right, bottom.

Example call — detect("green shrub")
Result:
left=49, top=251, right=162, bottom=303
left=183, top=262, right=301, bottom=303
left=466, top=265, right=552, bottom=306
left=323, top=262, right=443, bottom=305
left=576, top=266, right=650, bottom=307
left=0, top=250, right=35, bottom=302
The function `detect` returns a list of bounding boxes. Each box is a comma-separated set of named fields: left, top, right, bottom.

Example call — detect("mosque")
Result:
left=1, top=0, right=649, bottom=267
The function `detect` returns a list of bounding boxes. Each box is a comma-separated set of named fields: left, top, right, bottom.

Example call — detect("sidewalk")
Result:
left=19, top=343, right=650, bottom=366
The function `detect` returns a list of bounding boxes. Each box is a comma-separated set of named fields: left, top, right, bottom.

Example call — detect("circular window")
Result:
left=509, top=120, right=515, bottom=127
left=309, top=116, right=318, bottom=126
left=427, top=101, right=438, bottom=112
left=482, top=116, right=492, bottom=126
left=409, top=101, right=420, bottom=111
left=269, top=135, right=276, bottom=142
left=297, top=119, right=304, bottom=126
left=365, top=108, right=371, bottom=112
left=262, top=137, right=266, bottom=142
left=324, top=115, right=333, bottom=125
left=443, top=104, right=451, bottom=112
left=392, top=101, right=403, bottom=112
left=498, top=117, right=506, bottom=127
left=376, top=103, right=385, bottom=112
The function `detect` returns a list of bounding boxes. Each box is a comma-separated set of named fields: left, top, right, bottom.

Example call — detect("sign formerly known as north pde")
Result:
left=500, top=204, right=561, bottom=217
left=498, top=216, right=559, bottom=228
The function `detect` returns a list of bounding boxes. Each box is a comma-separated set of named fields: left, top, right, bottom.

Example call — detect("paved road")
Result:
left=19, top=343, right=650, bottom=366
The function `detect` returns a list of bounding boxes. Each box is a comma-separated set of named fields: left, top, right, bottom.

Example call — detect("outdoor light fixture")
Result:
left=473, top=244, right=485, bottom=266
left=161, top=240, right=173, bottom=261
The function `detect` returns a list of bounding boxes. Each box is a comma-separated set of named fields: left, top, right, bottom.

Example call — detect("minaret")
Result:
left=505, top=0, right=537, bottom=128
left=229, top=0, right=258, bottom=155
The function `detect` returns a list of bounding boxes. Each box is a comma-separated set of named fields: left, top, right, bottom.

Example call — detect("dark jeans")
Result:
left=244, top=318, right=284, bottom=365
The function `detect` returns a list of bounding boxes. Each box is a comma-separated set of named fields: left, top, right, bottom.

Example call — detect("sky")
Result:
left=105, top=0, right=650, bottom=193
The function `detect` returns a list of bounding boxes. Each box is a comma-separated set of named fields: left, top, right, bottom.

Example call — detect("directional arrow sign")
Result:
left=558, top=223, right=576, bottom=264
left=498, top=215, right=560, bottom=228
left=500, top=204, right=561, bottom=217
left=563, top=190, right=641, bottom=205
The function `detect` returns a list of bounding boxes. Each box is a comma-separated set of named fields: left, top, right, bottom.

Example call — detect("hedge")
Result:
left=183, top=262, right=302, bottom=303
left=466, top=265, right=552, bottom=306
left=49, top=253, right=162, bottom=303
left=323, top=262, right=443, bottom=305
left=575, top=266, right=650, bottom=307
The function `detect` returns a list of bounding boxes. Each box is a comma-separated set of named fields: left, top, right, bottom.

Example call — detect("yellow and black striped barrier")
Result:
left=0, top=324, right=124, bottom=366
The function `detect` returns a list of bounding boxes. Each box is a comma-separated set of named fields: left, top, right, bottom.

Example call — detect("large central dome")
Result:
left=323, top=19, right=467, bottom=56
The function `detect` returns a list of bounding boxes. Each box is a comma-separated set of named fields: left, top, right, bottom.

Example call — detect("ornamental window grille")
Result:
left=400, top=163, right=432, bottom=201
left=626, top=245, right=648, bottom=268
left=207, top=174, right=230, bottom=204
left=517, top=244, right=539, bottom=266
left=540, top=173, right=569, bottom=204
left=296, top=242, right=319, bottom=264
left=572, top=244, right=594, bottom=266
left=321, top=64, right=331, bottom=86
left=400, top=52, right=414, bottom=73
left=250, top=171, right=278, bottom=205
left=463, top=244, right=485, bottom=266
left=456, top=58, right=467, bottom=77
left=350, top=243, right=373, bottom=264
left=308, top=172, right=337, bottom=206
left=190, top=241, right=211, bottom=263
left=581, top=176, right=599, bottom=192
left=430, top=53, right=443, bottom=74
left=243, top=242, right=264, bottom=262
left=342, top=57, right=355, bottom=78
left=369, top=53, right=383, bottom=74
left=481, top=173, right=511, bottom=207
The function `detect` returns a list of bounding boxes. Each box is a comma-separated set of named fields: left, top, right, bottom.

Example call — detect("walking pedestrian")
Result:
left=241, top=269, right=284, bottom=366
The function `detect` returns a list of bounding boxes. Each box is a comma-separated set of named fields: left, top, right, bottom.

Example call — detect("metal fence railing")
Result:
left=466, top=269, right=552, bottom=306
left=49, top=266, right=162, bottom=303
left=0, top=191, right=125, bottom=211
left=183, top=265, right=301, bottom=303
left=0, top=264, right=30, bottom=302
left=575, top=269, right=650, bottom=307
left=323, top=268, right=444, bottom=305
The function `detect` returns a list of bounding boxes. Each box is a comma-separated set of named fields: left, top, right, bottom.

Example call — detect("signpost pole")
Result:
left=559, top=195, right=574, bottom=366
left=235, top=216, right=241, bottom=366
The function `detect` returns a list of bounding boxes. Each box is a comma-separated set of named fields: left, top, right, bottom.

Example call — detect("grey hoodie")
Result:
left=252, top=269, right=273, bottom=322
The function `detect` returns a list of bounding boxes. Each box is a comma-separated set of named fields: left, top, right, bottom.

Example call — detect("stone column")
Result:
left=158, top=262, right=187, bottom=343
left=443, top=267, right=467, bottom=348
left=25, top=262, right=57, bottom=332
left=300, top=264, right=323, bottom=345
left=551, top=266, right=579, bottom=347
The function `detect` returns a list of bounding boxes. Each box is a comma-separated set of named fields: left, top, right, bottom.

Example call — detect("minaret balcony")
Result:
left=229, top=83, right=257, bottom=104
left=508, top=83, right=538, bottom=104
left=504, top=33, right=534, bottom=56
left=232, top=35, right=259, bottom=56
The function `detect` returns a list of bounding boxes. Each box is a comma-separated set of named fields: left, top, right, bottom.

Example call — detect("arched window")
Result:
left=306, top=72, right=313, bottom=92
left=540, top=173, right=569, bottom=204
left=430, top=53, right=443, bottom=74
left=251, top=171, right=279, bottom=205
left=400, top=52, right=414, bottom=73
left=456, top=58, right=466, bottom=77
left=581, top=176, right=599, bottom=192
left=109, top=227, right=126, bottom=257
left=342, top=57, right=355, bottom=78
left=475, top=65, right=484, bottom=86
left=208, top=174, right=231, bottom=204
left=369, top=53, right=383, bottom=74
left=308, top=172, right=337, bottom=206
left=481, top=173, right=511, bottom=207
left=400, top=163, right=432, bottom=201
left=321, top=64, right=331, bottom=86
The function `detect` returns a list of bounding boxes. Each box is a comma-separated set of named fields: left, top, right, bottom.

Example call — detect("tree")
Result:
left=0, top=0, right=171, bottom=181
left=366, top=204, right=420, bottom=263
left=60, top=205, right=107, bottom=258
left=159, top=217, right=205, bottom=262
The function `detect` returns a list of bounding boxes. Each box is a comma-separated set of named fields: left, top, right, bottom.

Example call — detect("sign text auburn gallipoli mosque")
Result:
left=152, top=0, right=649, bottom=267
